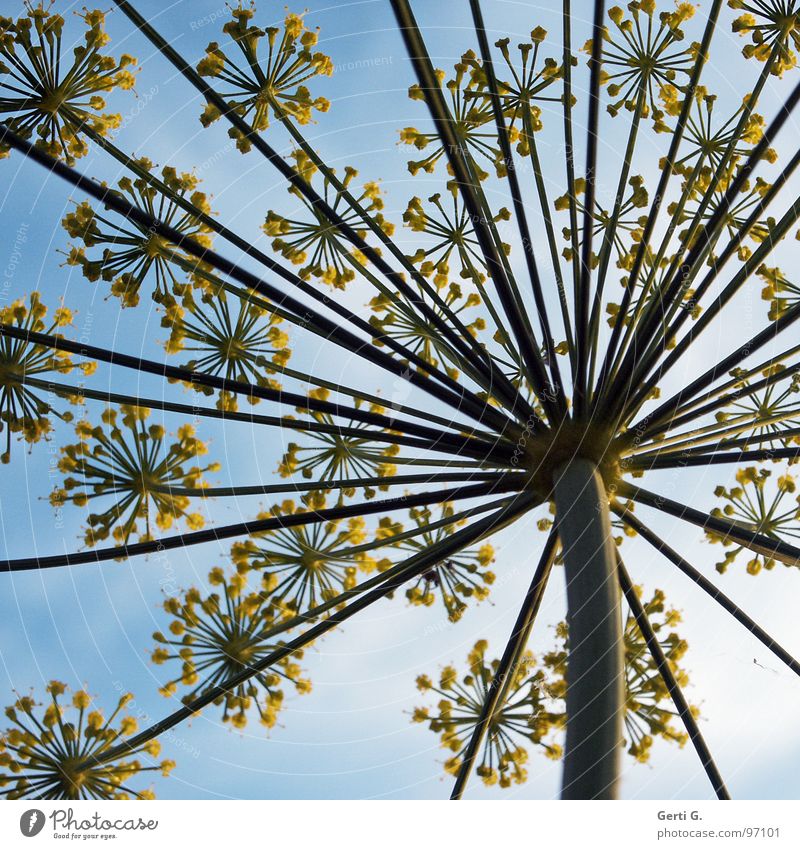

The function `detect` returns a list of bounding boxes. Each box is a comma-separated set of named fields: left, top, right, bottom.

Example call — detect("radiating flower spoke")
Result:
left=4, top=0, right=800, bottom=802
left=400, top=52, right=502, bottom=179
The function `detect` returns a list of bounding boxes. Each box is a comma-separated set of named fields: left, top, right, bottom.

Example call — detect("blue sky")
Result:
left=1, top=0, right=800, bottom=800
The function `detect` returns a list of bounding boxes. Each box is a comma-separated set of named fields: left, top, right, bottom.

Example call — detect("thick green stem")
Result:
left=552, top=457, right=623, bottom=800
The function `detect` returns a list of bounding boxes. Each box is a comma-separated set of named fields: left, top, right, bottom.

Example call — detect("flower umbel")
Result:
left=381, top=504, right=496, bottom=622
left=278, top=388, right=398, bottom=499
left=229, top=496, right=373, bottom=613
left=52, top=406, right=218, bottom=546
left=161, top=289, right=289, bottom=412
left=0, top=5, right=137, bottom=164
left=152, top=567, right=310, bottom=728
left=709, top=466, right=800, bottom=574
left=264, top=150, right=392, bottom=289
left=0, top=293, right=94, bottom=462
left=0, top=683, right=172, bottom=799
left=413, top=640, right=563, bottom=787
left=729, top=0, right=800, bottom=77
left=196, top=5, right=332, bottom=150
left=594, top=1, right=697, bottom=127
left=62, top=160, right=213, bottom=308
left=400, top=52, right=503, bottom=178
left=544, top=590, right=692, bottom=763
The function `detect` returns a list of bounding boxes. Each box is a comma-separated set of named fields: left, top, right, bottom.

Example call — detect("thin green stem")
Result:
left=450, top=528, right=558, bottom=799
left=390, top=0, right=563, bottom=425
left=1, top=479, right=526, bottom=572
left=616, top=555, right=729, bottom=800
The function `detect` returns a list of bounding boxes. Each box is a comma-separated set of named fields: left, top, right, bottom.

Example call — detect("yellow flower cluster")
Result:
left=472, top=32, right=564, bottom=156
left=161, top=290, right=290, bottom=412
left=153, top=566, right=310, bottom=728
left=555, top=175, right=648, bottom=268
left=413, top=640, right=563, bottom=788
left=709, top=466, right=800, bottom=574
left=379, top=503, right=496, bottom=623
left=278, top=387, right=398, bottom=500
left=51, top=406, right=219, bottom=547
left=716, top=364, right=800, bottom=443
left=263, top=150, right=393, bottom=289
left=544, top=589, right=691, bottom=764
left=414, top=588, right=693, bottom=785
left=0, top=292, right=95, bottom=462
left=62, top=159, right=213, bottom=308
left=758, top=263, right=800, bottom=321
left=0, top=682, right=172, bottom=799
left=400, top=52, right=506, bottom=179
left=729, top=0, right=800, bottom=76
left=0, top=5, right=137, bottom=164
left=229, top=494, right=378, bottom=613
left=675, top=171, right=774, bottom=263
left=196, top=5, right=332, bottom=150
left=404, top=186, right=510, bottom=286
left=588, top=1, right=697, bottom=128
left=369, top=282, right=485, bottom=381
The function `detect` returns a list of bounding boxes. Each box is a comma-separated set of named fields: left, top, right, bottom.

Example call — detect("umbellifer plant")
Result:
left=1, top=0, right=800, bottom=800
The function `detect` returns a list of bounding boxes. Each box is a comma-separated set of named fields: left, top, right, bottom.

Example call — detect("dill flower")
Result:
left=404, top=186, right=510, bottom=286
left=622, top=592, right=691, bottom=762
left=0, top=4, right=137, bottom=164
left=663, top=87, right=777, bottom=174
left=0, top=293, right=94, bottom=462
left=0, top=683, right=172, bottom=799
left=229, top=495, right=371, bottom=613
left=196, top=4, right=332, bottom=150
left=415, top=588, right=692, bottom=786
left=278, top=388, right=398, bottom=499
left=161, top=289, right=289, bottom=412
left=729, top=0, right=800, bottom=77
left=758, top=263, right=800, bottom=321
left=52, top=406, right=219, bottom=547
left=153, top=567, right=310, bottom=728
left=62, top=160, right=213, bottom=308
left=369, top=282, right=485, bottom=381
left=264, top=150, right=392, bottom=289
left=379, top=503, right=496, bottom=622
left=709, top=466, right=800, bottom=574
left=555, top=175, right=649, bottom=266
left=412, top=640, right=563, bottom=788
left=591, top=1, right=697, bottom=127
left=475, top=32, right=564, bottom=155
left=545, top=591, right=691, bottom=764
left=399, top=52, right=502, bottom=179
left=715, top=366, right=800, bottom=445
left=675, top=174, right=774, bottom=262
left=606, top=245, right=685, bottom=329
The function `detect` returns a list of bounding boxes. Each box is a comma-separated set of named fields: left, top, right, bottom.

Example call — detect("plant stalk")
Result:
left=552, top=457, right=623, bottom=799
